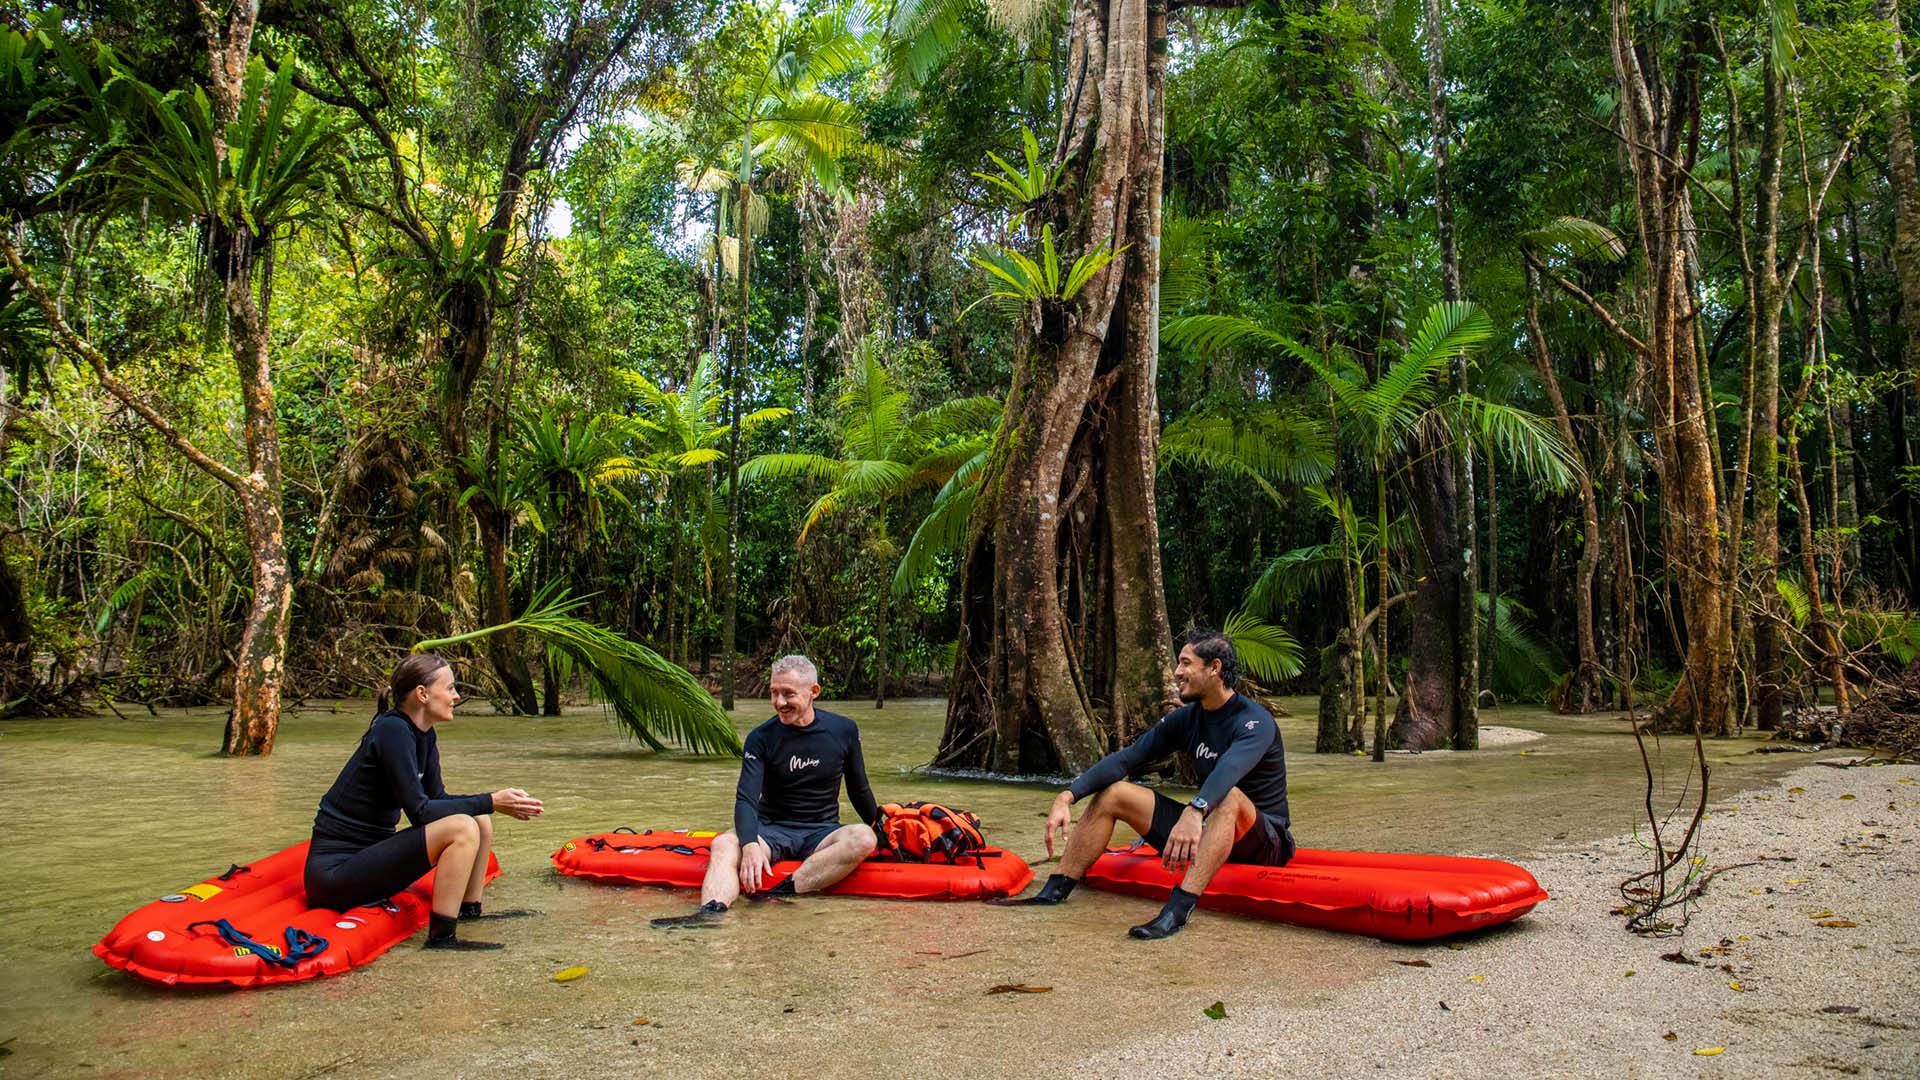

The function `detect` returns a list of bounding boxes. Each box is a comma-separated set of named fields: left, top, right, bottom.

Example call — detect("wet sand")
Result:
left=0, top=697, right=1884, bottom=1078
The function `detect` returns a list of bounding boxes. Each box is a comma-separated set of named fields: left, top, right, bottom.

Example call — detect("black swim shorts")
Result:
left=753, top=821, right=842, bottom=863
left=1144, top=791, right=1295, bottom=867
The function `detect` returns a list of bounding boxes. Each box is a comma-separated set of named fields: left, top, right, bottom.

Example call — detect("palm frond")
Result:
left=1243, top=542, right=1345, bottom=615
left=415, top=586, right=739, bottom=755
left=1454, top=396, right=1581, bottom=491
left=1223, top=610, right=1305, bottom=682
left=1522, top=215, right=1627, bottom=263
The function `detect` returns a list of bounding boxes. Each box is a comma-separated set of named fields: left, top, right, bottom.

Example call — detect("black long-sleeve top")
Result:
left=1066, top=693, right=1290, bottom=828
left=310, top=712, right=493, bottom=850
left=733, top=709, right=879, bottom=845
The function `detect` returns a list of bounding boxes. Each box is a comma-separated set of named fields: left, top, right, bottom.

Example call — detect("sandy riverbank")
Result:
left=1082, top=758, right=1920, bottom=1078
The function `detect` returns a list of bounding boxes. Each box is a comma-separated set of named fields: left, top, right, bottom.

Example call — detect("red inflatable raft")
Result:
left=95, top=840, right=500, bottom=987
left=553, top=829, right=1033, bottom=900
left=1085, top=845, right=1547, bottom=941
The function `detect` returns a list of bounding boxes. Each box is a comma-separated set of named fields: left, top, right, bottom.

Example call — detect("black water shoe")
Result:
left=650, top=900, right=728, bottom=929
left=423, top=935, right=507, bottom=950
left=989, top=873, right=1078, bottom=906
left=460, top=901, right=539, bottom=921
left=424, top=911, right=505, bottom=949
left=1128, top=887, right=1199, bottom=939
left=765, top=878, right=798, bottom=897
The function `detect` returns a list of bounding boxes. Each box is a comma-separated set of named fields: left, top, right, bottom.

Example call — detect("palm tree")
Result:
left=2, top=30, right=342, bottom=754
left=620, top=357, right=791, bottom=667
left=665, top=3, right=878, bottom=709
left=742, top=343, right=999, bottom=706
left=1165, top=300, right=1581, bottom=759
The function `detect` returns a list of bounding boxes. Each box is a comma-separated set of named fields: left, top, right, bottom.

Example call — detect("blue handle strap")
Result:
left=186, top=918, right=328, bottom=969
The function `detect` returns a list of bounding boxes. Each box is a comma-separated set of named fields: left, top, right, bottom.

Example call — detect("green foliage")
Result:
left=415, top=585, right=739, bottom=755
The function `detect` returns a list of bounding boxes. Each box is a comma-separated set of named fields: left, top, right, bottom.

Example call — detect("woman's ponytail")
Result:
left=380, top=653, right=450, bottom=716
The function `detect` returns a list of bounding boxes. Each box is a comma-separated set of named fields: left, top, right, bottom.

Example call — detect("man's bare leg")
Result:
left=1132, top=788, right=1258, bottom=940
left=998, top=781, right=1158, bottom=905
left=652, top=831, right=749, bottom=928
left=785, top=824, right=877, bottom=894
left=1058, top=782, right=1158, bottom=878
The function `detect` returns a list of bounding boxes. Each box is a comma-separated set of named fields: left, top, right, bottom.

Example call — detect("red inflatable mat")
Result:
left=94, top=840, right=500, bottom=987
left=553, top=829, right=1033, bottom=901
left=1084, top=845, right=1547, bottom=941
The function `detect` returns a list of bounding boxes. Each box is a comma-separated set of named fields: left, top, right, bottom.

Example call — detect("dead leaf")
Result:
left=1660, top=951, right=1700, bottom=965
left=1625, top=970, right=1636, bottom=977
left=1789, top=787, right=1806, bottom=793
left=552, top=966, right=590, bottom=983
left=987, top=984, right=1052, bottom=994
left=1821, top=1005, right=1861, bottom=1014
left=1662, top=1032, right=1678, bottom=1041
left=1729, top=981, right=1743, bottom=992
left=1815, top=920, right=1860, bottom=928
left=1840, top=794, right=1857, bottom=800
left=1694, top=1047, right=1725, bottom=1057
left=632, top=1018, right=650, bottom=1026
left=1394, top=960, right=1432, bottom=968
left=1467, top=975, right=1486, bottom=982
left=1447, top=942, right=1465, bottom=951
left=1809, top=910, right=1835, bottom=919
left=1784, top=879, right=1810, bottom=884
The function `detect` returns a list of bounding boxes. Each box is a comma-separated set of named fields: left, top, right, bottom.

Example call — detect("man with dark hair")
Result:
left=995, top=628, right=1293, bottom=939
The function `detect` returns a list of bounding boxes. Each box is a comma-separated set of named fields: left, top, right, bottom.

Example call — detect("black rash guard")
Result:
left=310, top=712, right=493, bottom=850
left=1066, top=693, right=1289, bottom=829
left=733, top=709, right=880, bottom=845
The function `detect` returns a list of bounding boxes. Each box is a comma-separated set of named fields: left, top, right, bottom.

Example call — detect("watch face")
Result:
left=1190, top=797, right=1209, bottom=811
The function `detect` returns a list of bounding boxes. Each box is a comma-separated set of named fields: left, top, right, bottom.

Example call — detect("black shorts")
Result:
left=304, top=829, right=434, bottom=911
left=753, top=822, right=841, bottom=863
left=1145, top=791, right=1295, bottom=867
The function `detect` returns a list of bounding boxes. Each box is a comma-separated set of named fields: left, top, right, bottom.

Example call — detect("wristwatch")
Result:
left=1187, top=796, right=1211, bottom=817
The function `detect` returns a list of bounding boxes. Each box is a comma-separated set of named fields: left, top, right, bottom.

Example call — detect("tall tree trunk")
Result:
left=1749, top=54, right=1789, bottom=732
left=1609, top=2, right=1734, bottom=735
left=723, top=173, right=753, bottom=713
left=1879, top=0, right=1920, bottom=390
left=1523, top=262, right=1606, bottom=711
left=1876, top=0, right=1920, bottom=603
left=1395, top=0, right=1478, bottom=751
left=937, top=0, right=1175, bottom=775
left=219, top=225, right=293, bottom=756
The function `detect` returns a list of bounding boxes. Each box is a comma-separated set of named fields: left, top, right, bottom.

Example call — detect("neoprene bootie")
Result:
left=424, top=912, right=505, bottom=950
left=1128, top=887, right=1200, bottom=939
left=650, top=900, right=728, bottom=929
left=991, top=873, right=1078, bottom=906
left=460, top=901, right=538, bottom=921
left=766, top=878, right=798, bottom=897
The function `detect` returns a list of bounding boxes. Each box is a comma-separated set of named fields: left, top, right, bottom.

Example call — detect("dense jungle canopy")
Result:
left=2, top=0, right=1918, bottom=767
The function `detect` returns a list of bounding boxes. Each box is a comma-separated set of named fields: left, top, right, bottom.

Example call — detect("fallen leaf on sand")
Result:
left=1815, top=920, right=1860, bottom=928
left=1625, top=970, right=1636, bottom=977
left=1809, top=910, right=1835, bottom=919
left=1394, top=960, right=1432, bottom=968
left=1467, top=975, right=1486, bottom=982
left=1821, top=1005, right=1861, bottom=1014
left=1784, top=879, right=1810, bottom=884
left=1729, top=981, right=1743, bottom=991
left=1840, top=794, right=1857, bottom=801
left=987, top=984, right=1052, bottom=994
left=1660, top=951, right=1700, bottom=965
left=1447, top=942, right=1465, bottom=951
left=1203, top=1002, right=1227, bottom=1020
left=1694, top=1047, right=1724, bottom=1056
left=552, top=966, right=590, bottom=983
left=633, top=1018, right=650, bottom=1026
left=1789, top=787, right=1806, bottom=793
left=1662, top=1032, right=1678, bottom=1041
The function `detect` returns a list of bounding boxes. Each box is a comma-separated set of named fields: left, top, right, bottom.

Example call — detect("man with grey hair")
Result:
left=651, top=655, right=881, bottom=928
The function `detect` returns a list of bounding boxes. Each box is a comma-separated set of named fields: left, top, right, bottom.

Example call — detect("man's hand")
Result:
left=490, top=788, right=544, bottom=820
left=1044, top=792, right=1075, bottom=858
left=738, top=838, right=773, bottom=892
left=1160, top=806, right=1204, bottom=871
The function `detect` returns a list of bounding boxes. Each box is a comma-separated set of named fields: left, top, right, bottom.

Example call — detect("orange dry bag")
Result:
left=874, top=802, right=988, bottom=864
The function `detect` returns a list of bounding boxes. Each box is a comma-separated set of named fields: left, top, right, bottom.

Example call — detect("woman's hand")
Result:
left=491, top=788, right=544, bottom=820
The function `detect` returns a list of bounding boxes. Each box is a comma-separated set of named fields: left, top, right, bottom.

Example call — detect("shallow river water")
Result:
left=0, top=696, right=1824, bottom=1078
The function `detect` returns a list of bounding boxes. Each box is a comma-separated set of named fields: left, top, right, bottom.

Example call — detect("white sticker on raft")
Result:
left=146, top=931, right=165, bottom=942
left=334, top=922, right=356, bottom=930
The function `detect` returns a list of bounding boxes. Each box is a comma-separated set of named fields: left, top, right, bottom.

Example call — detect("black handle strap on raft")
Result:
left=186, top=919, right=328, bottom=969
left=216, top=863, right=253, bottom=882
left=586, top=836, right=710, bottom=857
